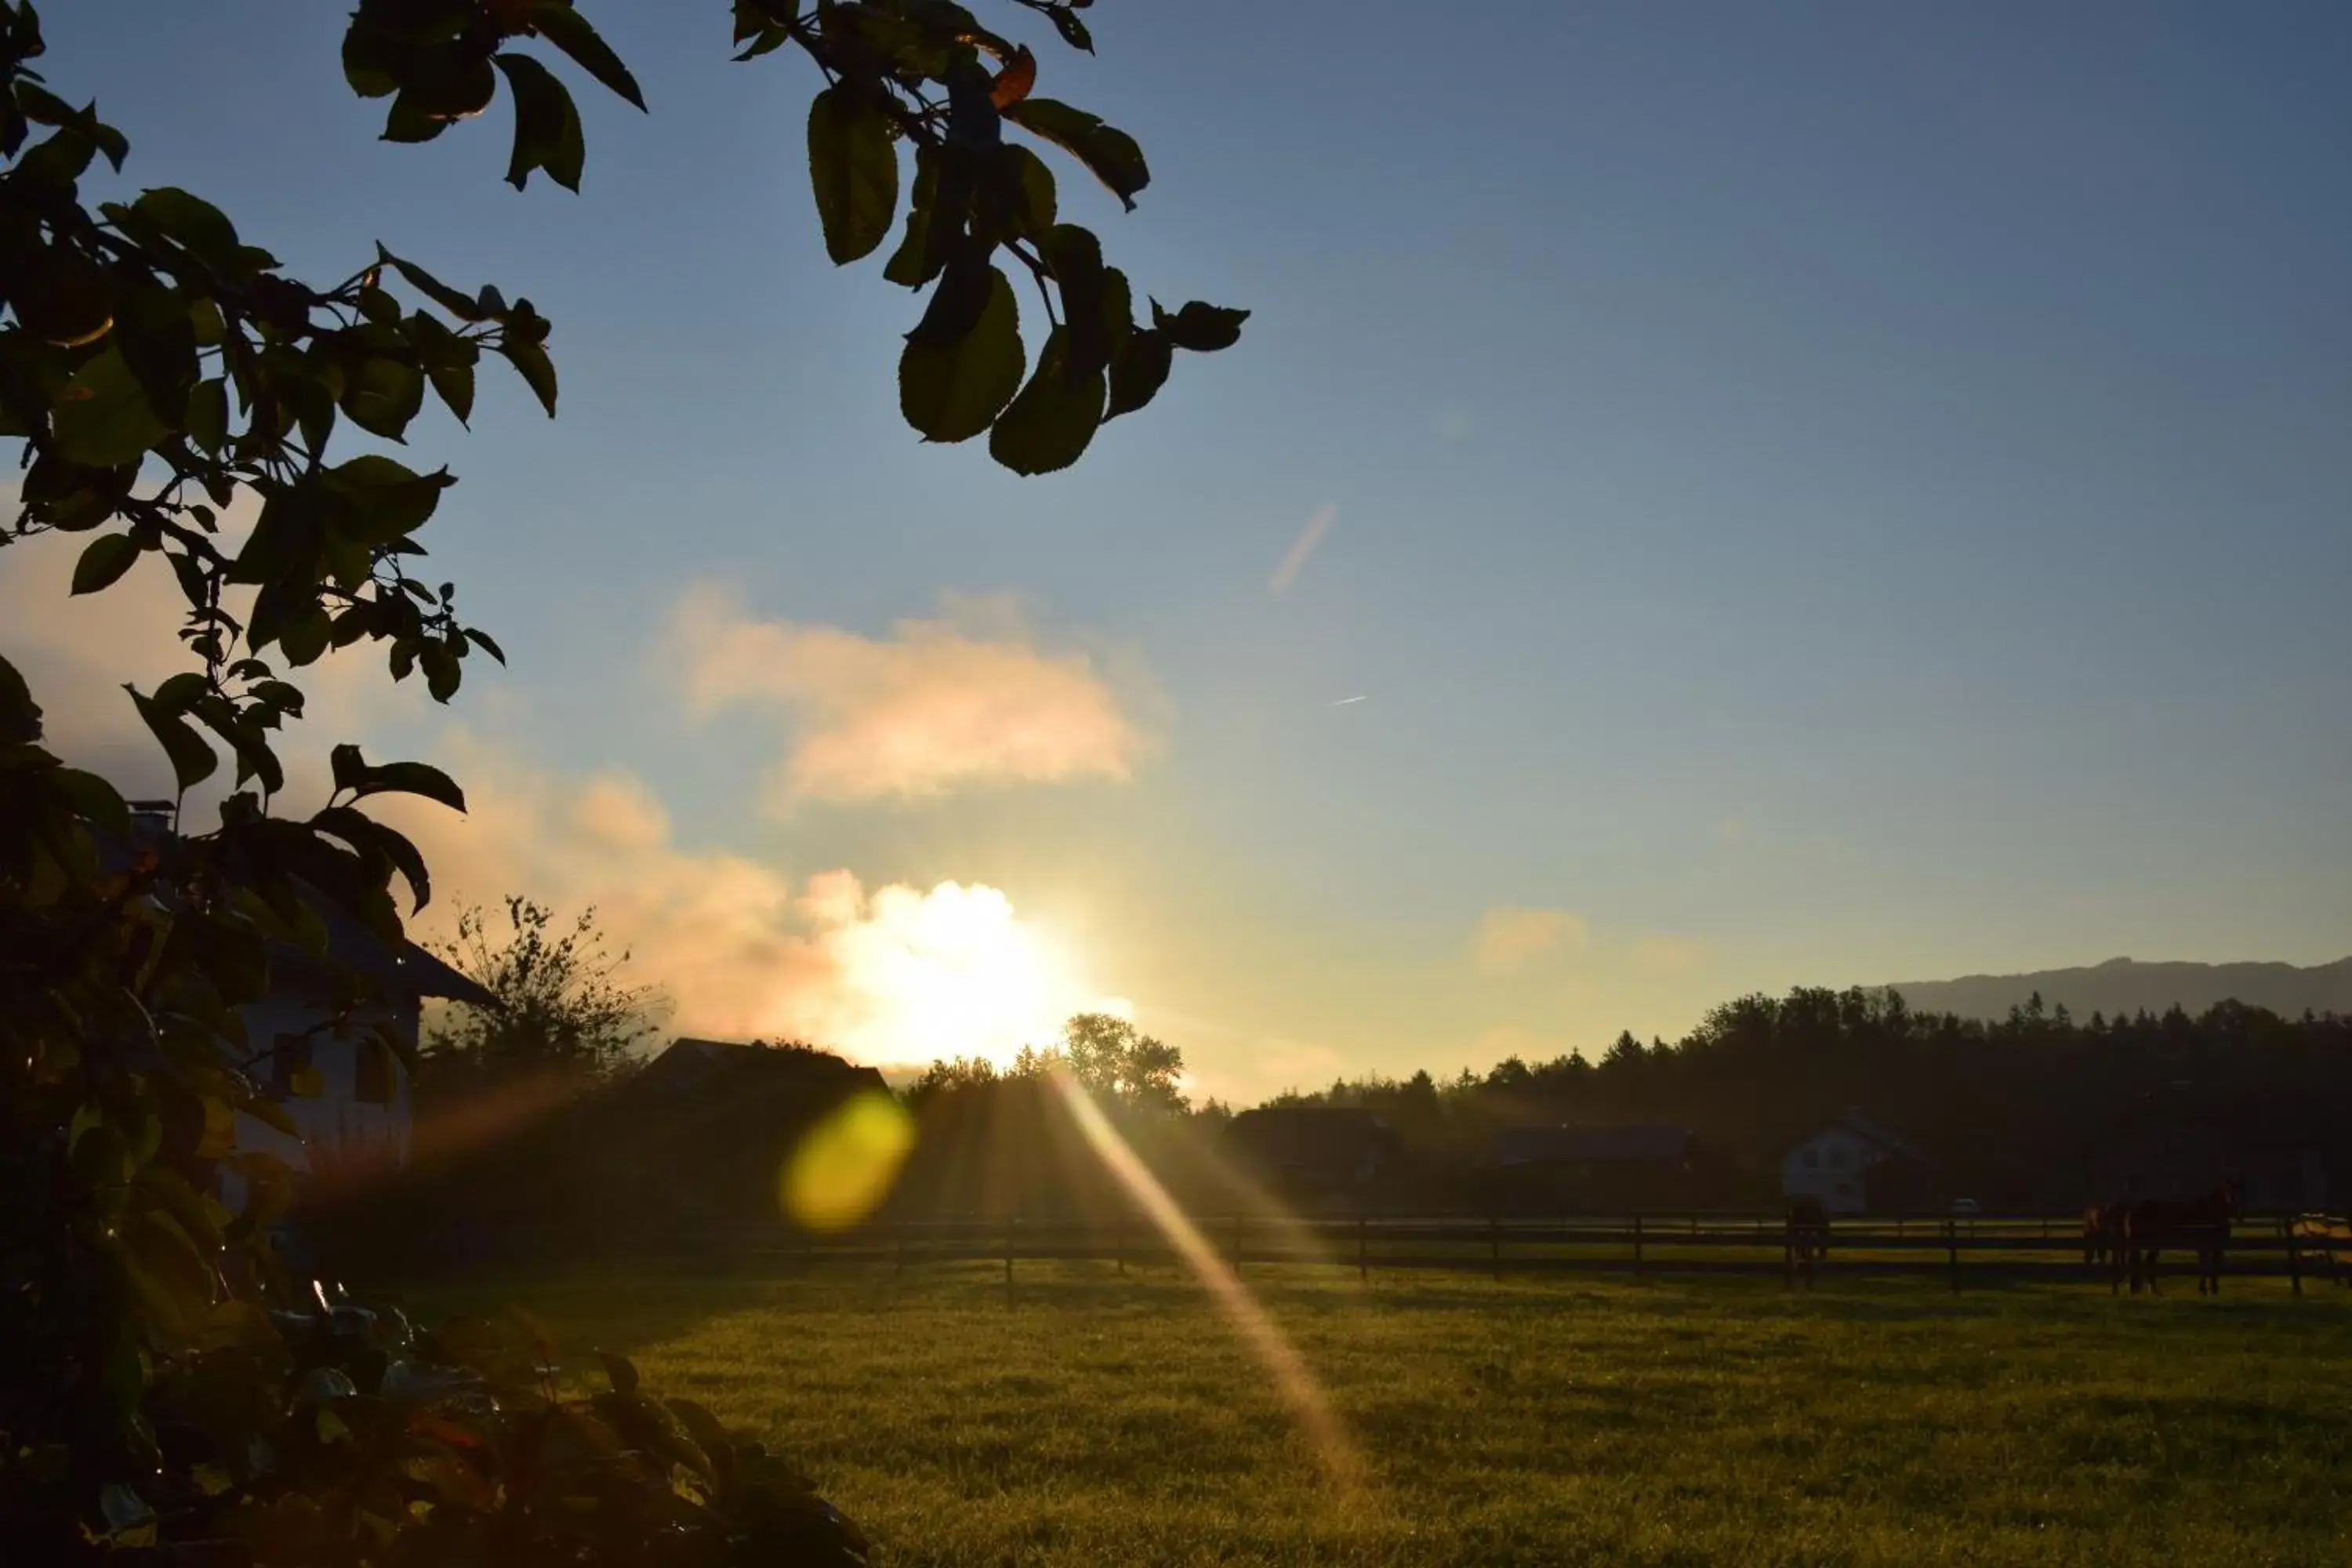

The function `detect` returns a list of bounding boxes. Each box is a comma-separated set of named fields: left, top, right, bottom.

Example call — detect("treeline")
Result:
left=1263, top=989, right=2352, bottom=1209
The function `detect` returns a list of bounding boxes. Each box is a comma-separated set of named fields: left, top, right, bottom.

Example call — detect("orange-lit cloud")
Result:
left=1472, top=905, right=1589, bottom=976
left=379, top=735, right=1111, bottom=1065
left=669, top=585, right=1146, bottom=808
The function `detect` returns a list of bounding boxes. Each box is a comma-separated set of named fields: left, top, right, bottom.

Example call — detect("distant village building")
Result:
left=1495, top=1124, right=1701, bottom=1211
left=1780, top=1109, right=1940, bottom=1215
left=1221, top=1106, right=1399, bottom=1200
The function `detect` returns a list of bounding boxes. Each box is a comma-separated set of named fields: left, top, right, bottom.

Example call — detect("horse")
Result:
left=1786, top=1196, right=1830, bottom=1289
left=2122, top=1182, right=2239, bottom=1296
left=2082, top=1200, right=2128, bottom=1269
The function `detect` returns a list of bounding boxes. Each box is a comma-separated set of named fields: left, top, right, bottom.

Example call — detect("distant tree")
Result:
left=905, top=1052, right=1000, bottom=1109
left=1062, top=1011, right=1189, bottom=1113
left=419, top=896, right=657, bottom=1097
left=1602, top=1030, right=1647, bottom=1070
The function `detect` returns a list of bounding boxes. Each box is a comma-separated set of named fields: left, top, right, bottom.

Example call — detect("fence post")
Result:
left=1004, top=1216, right=1015, bottom=1299
left=2285, top=1216, right=2302, bottom=1297
left=1359, top=1214, right=1368, bottom=1284
left=1232, top=1211, right=1243, bottom=1276
left=1490, top=1214, right=1501, bottom=1281
left=1946, top=1218, right=1961, bottom=1294
left=1633, top=1213, right=1645, bottom=1283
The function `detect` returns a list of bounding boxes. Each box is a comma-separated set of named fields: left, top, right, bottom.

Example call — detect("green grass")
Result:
left=419, top=1261, right=2352, bottom=1566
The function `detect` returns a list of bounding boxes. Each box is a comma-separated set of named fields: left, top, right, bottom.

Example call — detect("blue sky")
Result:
left=38, top=2, right=2352, bottom=1094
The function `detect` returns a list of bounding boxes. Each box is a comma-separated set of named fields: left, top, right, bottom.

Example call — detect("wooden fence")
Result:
left=742, top=1211, right=2352, bottom=1294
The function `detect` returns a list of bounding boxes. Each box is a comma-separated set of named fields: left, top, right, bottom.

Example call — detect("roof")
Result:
left=1790, top=1108, right=1938, bottom=1170
left=636, top=1037, right=883, bottom=1098
left=1497, top=1124, right=1693, bottom=1166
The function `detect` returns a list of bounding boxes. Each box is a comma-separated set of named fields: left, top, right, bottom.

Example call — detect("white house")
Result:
left=1780, top=1109, right=1937, bottom=1215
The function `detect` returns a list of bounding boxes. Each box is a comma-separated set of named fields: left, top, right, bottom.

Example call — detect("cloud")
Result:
left=382, top=735, right=1112, bottom=1065
left=669, top=585, right=1146, bottom=808
left=1268, top=503, right=1337, bottom=595
left=1472, top=906, right=1588, bottom=976
left=1628, top=936, right=1705, bottom=978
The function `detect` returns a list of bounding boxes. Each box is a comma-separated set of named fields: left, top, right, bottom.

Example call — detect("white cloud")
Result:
left=668, top=584, right=1146, bottom=808
left=1472, top=906, right=1589, bottom=976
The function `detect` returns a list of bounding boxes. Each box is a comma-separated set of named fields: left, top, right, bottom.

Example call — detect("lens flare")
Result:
left=1051, top=1074, right=1363, bottom=1492
left=781, top=1089, right=915, bottom=1232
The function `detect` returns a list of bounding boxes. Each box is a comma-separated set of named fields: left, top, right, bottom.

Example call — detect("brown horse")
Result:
left=2082, top=1200, right=2128, bottom=1272
left=1786, top=1196, right=1830, bottom=1288
left=2122, top=1183, right=2239, bottom=1295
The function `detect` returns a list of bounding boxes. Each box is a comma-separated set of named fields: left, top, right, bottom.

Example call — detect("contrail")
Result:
left=1268, top=503, right=1337, bottom=594
left=1330, top=695, right=1367, bottom=706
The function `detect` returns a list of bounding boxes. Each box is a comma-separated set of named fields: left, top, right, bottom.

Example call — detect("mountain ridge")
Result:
left=1881, top=956, right=2352, bottom=1022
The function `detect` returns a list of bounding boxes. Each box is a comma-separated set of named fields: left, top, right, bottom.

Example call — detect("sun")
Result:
left=829, top=881, right=1101, bottom=1067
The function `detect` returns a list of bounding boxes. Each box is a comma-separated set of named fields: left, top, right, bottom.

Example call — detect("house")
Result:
left=1222, top=1105, right=1400, bottom=1197
left=1495, top=1123, right=1700, bottom=1211
left=1780, top=1109, right=1940, bottom=1215
left=117, top=803, right=493, bottom=1184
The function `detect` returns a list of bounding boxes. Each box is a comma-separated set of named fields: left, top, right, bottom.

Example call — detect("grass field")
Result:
left=419, top=1261, right=2352, bottom=1566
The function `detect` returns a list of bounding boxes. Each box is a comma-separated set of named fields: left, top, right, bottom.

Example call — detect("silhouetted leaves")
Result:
left=808, top=84, right=899, bottom=263
left=989, top=325, right=1105, bottom=475
left=1004, top=98, right=1147, bottom=209
left=900, top=265, right=1024, bottom=442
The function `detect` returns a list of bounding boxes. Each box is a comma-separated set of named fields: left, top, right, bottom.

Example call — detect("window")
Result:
left=267, top=1032, right=312, bottom=1096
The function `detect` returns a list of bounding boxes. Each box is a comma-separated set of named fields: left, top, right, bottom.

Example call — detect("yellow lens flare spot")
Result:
left=780, top=1090, right=915, bottom=1233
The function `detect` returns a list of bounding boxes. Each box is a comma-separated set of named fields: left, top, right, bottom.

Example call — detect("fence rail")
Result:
left=726, top=1212, right=2351, bottom=1293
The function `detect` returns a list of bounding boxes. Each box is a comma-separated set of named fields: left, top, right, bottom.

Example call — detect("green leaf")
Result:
left=495, top=53, right=586, bottom=191
left=531, top=3, right=647, bottom=111
left=342, top=357, right=426, bottom=440
left=1152, top=299, right=1250, bottom=353
left=127, top=684, right=218, bottom=790
left=0, top=654, right=39, bottom=745
left=323, top=455, right=455, bottom=546
left=51, top=347, right=169, bottom=466
left=600, top=1350, right=641, bottom=1397
left=988, top=327, right=1104, bottom=476
left=351, top=757, right=466, bottom=814
left=899, top=266, right=1024, bottom=443
left=808, top=85, right=899, bottom=264
left=71, top=533, right=140, bottom=596
left=380, top=250, right=488, bottom=322
left=130, top=187, right=241, bottom=268
left=185, top=378, right=228, bottom=453
left=1004, top=98, right=1148, bottom=211
left=1105, top=327, right=1171, bottom=421
left=498, top=336, right=559, bottom=416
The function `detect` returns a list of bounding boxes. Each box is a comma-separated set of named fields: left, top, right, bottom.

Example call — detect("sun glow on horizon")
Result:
left=823, top=880, right=1112, bottom=1068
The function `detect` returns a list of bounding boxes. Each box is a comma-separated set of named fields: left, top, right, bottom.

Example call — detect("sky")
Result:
left=14, top=2, right=2350, bottom=1101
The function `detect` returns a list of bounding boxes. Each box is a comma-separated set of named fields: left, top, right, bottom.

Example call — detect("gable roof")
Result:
left=635, top=1037, right=884, bottom=1098
left=1791, top=1108, right=1938, bottom=1170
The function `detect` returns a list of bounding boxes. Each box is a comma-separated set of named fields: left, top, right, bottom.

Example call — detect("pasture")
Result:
left=415, top=1260, right=2352, bottom=1566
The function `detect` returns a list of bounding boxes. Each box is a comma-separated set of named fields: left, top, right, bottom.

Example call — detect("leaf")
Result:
left=531, top=3, right=646, bottom=111
left=351, top=757, right=466, bottom=814
left=186, top=377, right=229, bottom=452
left=1051, top=9, right=1094, bottom=53
left=494, top=53, right=586, bottom=191
left=498, top=336, right=558, bottom=416
left=380, top=250, right=489, bottom=322
left=1152, top=299, right=1249, bottom=353
left=131, top=187, right=241, bottom=267
left=599, top=1350, right=641, bottom=1397
left=71, top=533, right=140, bottom=596
left=342, top=357, right=426, bottom=440
left=988, top=327, right=1104, bottom=476
left=127, top=684, right=218, bottom=790
left=1105, top=327, right=1171, bottom=420
left=807, top=85, right=899, bottom=264
left=51, top=347, right=169, bottom=466
left=323, top=455, right=454, bottom=545
left=1003, top=98, right=1147, bottom=210
left=989, top=45, right=1036, bottom=108
left=899, top=266, right=1024, bottom=443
